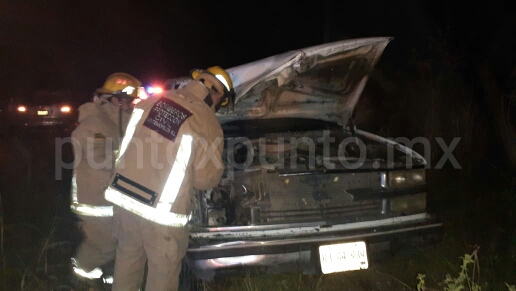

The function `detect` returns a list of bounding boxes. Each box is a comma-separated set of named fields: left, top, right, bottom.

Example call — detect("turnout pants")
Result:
left=112, top=207, right=189, bottom=291
left=73, top=215, right=118, bottom=276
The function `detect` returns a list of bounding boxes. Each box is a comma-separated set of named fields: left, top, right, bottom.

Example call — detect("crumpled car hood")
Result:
left=166, top=37, right=392, bottom=126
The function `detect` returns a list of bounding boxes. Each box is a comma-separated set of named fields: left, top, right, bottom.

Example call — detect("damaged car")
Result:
left=168, top=37, right=443, bottom=285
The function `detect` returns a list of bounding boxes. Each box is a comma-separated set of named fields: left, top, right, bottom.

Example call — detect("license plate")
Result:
left=37, top=110, right=49, bottom=116
left=319, top=241, right=368, bottom=274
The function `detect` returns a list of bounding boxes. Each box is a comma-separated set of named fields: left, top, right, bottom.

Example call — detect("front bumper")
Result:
left=186, top=213, right=442, bottom=280
left=12, top=117, right=75, bottom=127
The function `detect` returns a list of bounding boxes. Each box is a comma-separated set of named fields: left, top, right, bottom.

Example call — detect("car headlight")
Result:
left=382, top=169, right=425, bottom=188
left=17, top=106, right=27, bottom=112
left=390, top=193, right=427, bottom=214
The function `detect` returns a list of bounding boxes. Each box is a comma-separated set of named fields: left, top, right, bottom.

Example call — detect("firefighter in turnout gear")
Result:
left=70, top=72, right=142, bottom=286
left=104, top=66, right=234, bottom=290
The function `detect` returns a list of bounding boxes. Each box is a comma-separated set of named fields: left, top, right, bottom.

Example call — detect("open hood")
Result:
left=166, top=37, right=392, bottom=126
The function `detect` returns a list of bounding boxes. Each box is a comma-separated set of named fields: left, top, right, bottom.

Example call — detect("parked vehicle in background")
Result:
left=6, top=90, right=84, bottom=134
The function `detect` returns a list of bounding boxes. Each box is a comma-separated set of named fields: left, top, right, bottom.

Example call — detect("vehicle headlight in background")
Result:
left=382, top=169, right=426, bottom=188
left=390, top=193, right=427, bottom=214
left=17, top=106, right=27, bottom=112
left=60, top=106, right=71, bottom=113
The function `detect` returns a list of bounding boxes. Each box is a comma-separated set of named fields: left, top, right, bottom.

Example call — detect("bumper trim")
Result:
left=190, top=213, right=432, bottom=239
left=187, top=214, right=442, bottom=260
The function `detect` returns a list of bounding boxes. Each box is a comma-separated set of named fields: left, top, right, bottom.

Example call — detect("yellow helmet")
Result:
left=96, top=72, right=142, bottom=98
left=191, top=66, right=233, bottom=92
left=190, top=66, right=235, bottom=109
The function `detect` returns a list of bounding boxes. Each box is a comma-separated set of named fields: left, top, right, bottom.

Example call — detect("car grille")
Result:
left=255, top=172, right=384, bottom=224
left=259, top=200, right=382, bottom=223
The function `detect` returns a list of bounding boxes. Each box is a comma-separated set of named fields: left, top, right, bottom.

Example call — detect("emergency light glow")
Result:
left=146, top=86, right=163, bottom=95
left=138, top=87, right=148, bottom=100
left=17, top=106, right=26, bottom=112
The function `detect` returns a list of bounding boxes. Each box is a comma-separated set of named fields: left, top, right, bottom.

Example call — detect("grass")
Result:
left=0, top=133, right=78, bottom=291
left=416, top=247, right=516, bottom=291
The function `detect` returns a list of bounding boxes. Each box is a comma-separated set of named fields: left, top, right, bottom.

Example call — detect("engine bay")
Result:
left=190, top=118, right=426, bottom=227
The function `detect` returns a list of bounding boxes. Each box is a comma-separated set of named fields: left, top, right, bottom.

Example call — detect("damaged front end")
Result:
left=177, top=37, right=442, bottom=279
left=185, top=119, right=441, bottom=279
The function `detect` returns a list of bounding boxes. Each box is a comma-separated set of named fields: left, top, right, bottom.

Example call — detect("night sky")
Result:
left=1, top=0, right=515, bottom=100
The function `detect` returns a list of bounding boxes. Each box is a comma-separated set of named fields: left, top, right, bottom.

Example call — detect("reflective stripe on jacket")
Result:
left=105, top=81, right=224, bottom=226
left=71, top=172, right=113, bottom=217
left=71, top=100, right=131, bottom=217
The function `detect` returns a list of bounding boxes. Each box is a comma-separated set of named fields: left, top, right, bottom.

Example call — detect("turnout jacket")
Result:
left=104, top=81, right=224, bottom=226
left=71, top=99, right=131, bottom=217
